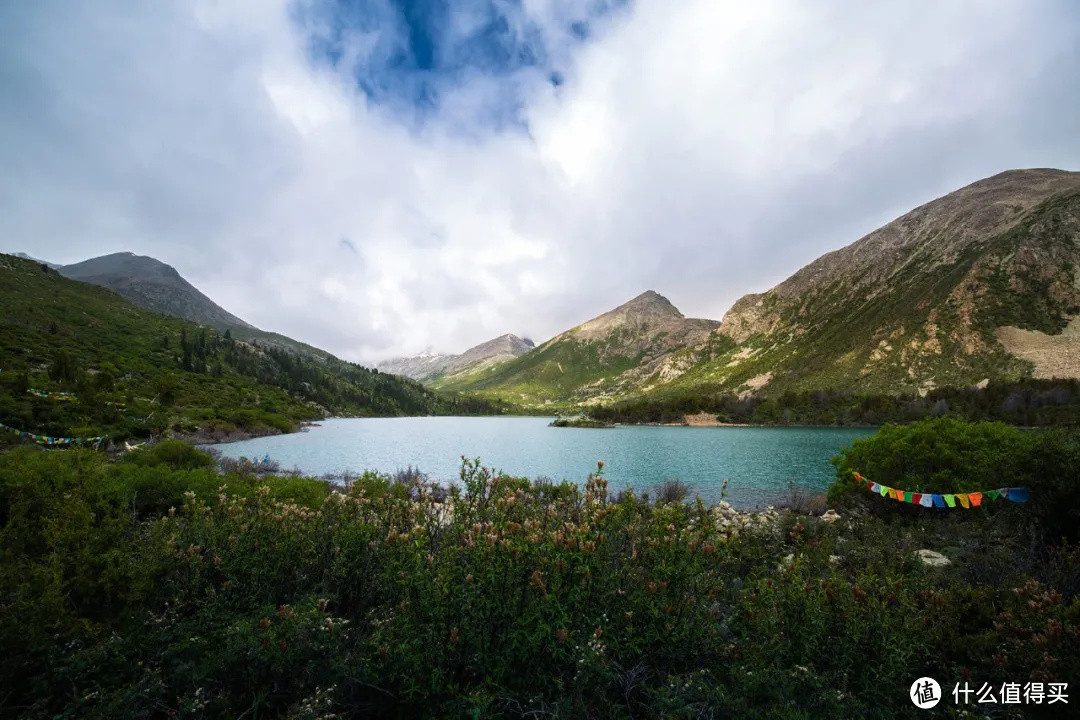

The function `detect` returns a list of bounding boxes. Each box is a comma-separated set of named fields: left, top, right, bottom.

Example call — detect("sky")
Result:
left=2, top=0, right=1079, bottom=365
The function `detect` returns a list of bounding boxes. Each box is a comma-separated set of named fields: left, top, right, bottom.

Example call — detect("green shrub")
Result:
left=124, top=438, right=215, bottom=470
left=829, top=417, right=1035, bottom=501
left=1026, top=429, right=1080, bottom=542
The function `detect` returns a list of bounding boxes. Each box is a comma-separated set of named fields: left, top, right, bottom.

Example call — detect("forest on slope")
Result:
left=0, top=254, right=507, bottom=446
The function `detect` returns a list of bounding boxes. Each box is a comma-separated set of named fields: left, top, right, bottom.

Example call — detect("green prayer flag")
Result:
left=944, top=494, right=956, bottom=508
left=879, top=485, right=888, bottom=497
left=987, top=490, right=1000, bottom=501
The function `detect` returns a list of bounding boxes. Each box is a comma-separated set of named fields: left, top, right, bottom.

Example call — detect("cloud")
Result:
left=1, top=0, right=1079, bottom=364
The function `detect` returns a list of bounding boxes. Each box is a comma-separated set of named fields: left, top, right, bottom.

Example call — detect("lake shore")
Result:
left=181, top=421, right=322, bottom=446
left=630, top=413, right=880, bottom=428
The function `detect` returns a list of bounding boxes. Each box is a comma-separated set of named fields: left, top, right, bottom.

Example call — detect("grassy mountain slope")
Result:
left=0, top=254, right=504, bottom=445
left=443, top=291, right=719, bottom=406
left=58, top=252, right=337, bottom=359
left=664, top=169, right=1080, bottom=399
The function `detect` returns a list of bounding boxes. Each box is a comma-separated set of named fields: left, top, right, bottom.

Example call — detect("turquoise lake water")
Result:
left=207, top=417, right=876, bottom=508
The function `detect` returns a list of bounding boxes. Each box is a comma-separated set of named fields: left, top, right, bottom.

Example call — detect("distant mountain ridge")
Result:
left=59, top=252, right=255, bottom=331
left=379, top=334, right=535, bottom=382
left=12, top=252, right=59, bottom=268
left=440, top=291, right=720, bottom=405
left=55, top=252, right=334, bottom=360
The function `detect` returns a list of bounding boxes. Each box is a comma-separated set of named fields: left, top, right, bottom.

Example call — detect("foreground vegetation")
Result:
left=0, top=254, right=508, bottom=446
left=2, top=419, right=1078, bottom=718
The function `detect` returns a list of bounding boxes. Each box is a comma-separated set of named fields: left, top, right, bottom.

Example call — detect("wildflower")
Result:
left=555, top=628, right=568, bottom=643
left=465, top=574, right=474, bottom=584
left=259, top=617, right=270, bottom=630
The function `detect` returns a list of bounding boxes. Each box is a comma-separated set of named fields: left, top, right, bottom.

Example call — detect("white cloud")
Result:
left=1, top=0, right=1078, bottom=363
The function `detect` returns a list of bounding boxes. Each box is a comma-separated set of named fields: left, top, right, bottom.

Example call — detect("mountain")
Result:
left=378, top=351, right=457, bottom=382
left=57, top=252, right=331, bottom=359
left=639, top=168, right=1080, bottom=403
left=12, top=252, right=59, bottom=268
left=443, top=169, right=1080, bottom=411
left=59, top=252, right=254, bottom=330
left=441, top=291, right=720, bottom=405
left=380, top=334, right=536, bottom=383
left=0, top=254, right=505, bottom=444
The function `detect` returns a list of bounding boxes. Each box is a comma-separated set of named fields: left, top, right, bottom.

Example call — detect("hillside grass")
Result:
left=441, top=336, right=646, bottom=406
left=0, top=254, right=508, bottom=445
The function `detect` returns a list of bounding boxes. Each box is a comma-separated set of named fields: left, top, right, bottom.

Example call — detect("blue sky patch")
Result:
left=292, top=0, right=626, bottom=128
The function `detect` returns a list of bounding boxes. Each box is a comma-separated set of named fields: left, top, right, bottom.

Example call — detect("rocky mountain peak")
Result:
left=58, top=252, right=255, bottom=331
left=571, top=290, right=689, bottom=342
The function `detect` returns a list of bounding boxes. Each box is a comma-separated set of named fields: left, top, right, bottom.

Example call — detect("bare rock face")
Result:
left=453, top=334, right=535, bottom=371
left=718, top=293, right=777, bottom=344
left=376, top=352, right=457, bottom=381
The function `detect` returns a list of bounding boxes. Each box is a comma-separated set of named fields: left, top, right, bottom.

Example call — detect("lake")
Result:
left=207, top=417, right=876, bottom=507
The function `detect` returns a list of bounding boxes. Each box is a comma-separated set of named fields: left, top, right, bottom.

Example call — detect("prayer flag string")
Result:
left=0, top=421, right=106, bottom=447
left=852, top=471, right=1029, bottom=507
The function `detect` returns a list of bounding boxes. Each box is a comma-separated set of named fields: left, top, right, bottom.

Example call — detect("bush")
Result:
left=829, top=417, right=1035, bottom=501
left=830, top=418, right=1080, bottom=541
left=124, top=438, right=215, bottom=470
left=653, top=478, right=692, bottom=503
left=1026, top=429, right=1080, bottom=542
